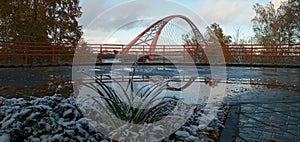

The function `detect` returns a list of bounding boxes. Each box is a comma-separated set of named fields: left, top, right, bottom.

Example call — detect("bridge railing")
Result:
left=228, top=44, right=300, bottom=65
left=0, top=42, right=299, bottom=66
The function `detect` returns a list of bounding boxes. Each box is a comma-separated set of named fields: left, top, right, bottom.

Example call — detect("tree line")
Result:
left=0, top=0, right=299, bottom=46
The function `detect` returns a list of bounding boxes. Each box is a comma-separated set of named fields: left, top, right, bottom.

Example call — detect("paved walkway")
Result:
left=220, top=88, right=300, bottom=142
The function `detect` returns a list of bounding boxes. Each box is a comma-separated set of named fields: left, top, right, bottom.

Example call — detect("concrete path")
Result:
left=220, top=88, right=300, bottom=142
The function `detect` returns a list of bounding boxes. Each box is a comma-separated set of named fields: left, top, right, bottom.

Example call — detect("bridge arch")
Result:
left=121, top=15, right=207, bottom=59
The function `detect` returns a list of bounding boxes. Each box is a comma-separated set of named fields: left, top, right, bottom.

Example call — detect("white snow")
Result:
left=0, top=93, right=228, bottom=141
left=1, top=118, right=15, bottom=129
left=175, top=130, right=190, bottom=138
left=0, top=134, right=10, bottom=142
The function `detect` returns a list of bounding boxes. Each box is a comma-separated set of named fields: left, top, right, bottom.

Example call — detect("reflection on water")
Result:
left=0, top=66, right=299, bottom=99
left=0, top=67, right=72, bottom=99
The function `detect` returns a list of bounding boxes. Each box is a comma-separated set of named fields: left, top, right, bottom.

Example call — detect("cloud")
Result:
left=79, top=0, right=274, bottom=43
left=80, top=0, right=210, bottom=43
left=79, top=0, right=107, bottom=27
left=80, top=0, right=210, bottom=31
left=79, top=0, right=149, bottom=43
left=105, top=37, right=119, bottom=44
left=194, top=0, right=266, bottom=38
left=197, top=0, right=252, bottom=24
left=79, top=0, right=153, bottom=32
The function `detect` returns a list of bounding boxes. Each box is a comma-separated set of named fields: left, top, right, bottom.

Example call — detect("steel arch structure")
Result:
left=121, top=15, right=207, bottom=59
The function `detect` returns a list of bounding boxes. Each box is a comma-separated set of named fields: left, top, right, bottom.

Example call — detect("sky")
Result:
left=78, top=0, right=286, bottom=44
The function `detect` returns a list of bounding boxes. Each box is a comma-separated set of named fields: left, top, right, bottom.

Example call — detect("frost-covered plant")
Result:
left=77, top=62, right=203, bottom=141
left=83, top=62, right=180, bottom=125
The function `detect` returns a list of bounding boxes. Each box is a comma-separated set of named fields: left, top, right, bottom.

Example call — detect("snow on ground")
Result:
left=0, top=93, right=228, bottom=141
left=0, top=94, right=105, bottom=142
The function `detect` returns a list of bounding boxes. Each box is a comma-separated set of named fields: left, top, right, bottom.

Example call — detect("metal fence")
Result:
left=228, top=44, right=300, bottom=65
left=0, top=42, right=299, bottom=66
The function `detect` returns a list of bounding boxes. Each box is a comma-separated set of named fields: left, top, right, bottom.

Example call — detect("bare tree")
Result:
left=233, top=26, right=242, bottom=44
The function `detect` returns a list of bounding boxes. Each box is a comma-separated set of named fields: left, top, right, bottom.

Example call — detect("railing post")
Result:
left=24, top=42, right=28, bottom=65
left=121, top=45, right=124, bottom=64
left=250, top=45, right=253, bottom=65
left=52, top=44, right=55, bottom=64
left=275, top=44, right=278, bottom=65
left=183, top=45, right=186, bottom=63
left=163, top=45, right=165, bottom=64
left=142, top=45, right=145, bottom=64
left=100, top=44, right=103, bottom=64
